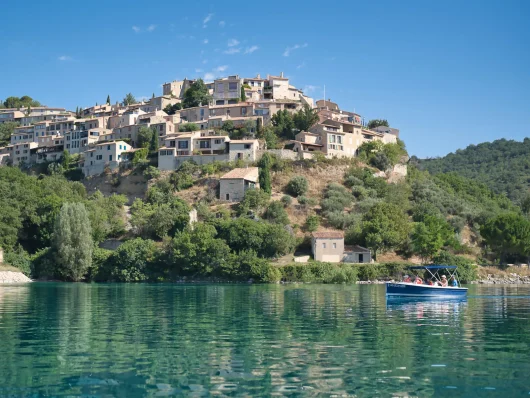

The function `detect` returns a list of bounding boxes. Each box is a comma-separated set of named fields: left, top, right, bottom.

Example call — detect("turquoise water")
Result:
left=0, top=284, right=529, bottom=396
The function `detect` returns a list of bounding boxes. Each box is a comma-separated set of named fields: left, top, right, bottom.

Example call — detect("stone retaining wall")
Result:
left=0, top=271, right=32, bottom=283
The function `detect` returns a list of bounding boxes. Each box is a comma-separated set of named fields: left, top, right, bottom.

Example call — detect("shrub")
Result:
left=371, top=152, right=391, bottom=171
left=298, top=196, right=318, bottom=206
left=169, top=171, right=194, bottom=191
left=286, top=176, right=309, bottom=197
left=4, top=248, right=31, bottom=275
left=327, top=212, right=361, bottom=230
left=263, top=201, right=290, bottom=225
left=305, top=215, right=320, bottom=232
left=432, top=250, right=477, bottom=283
left=281, top=195, right=293, bottom=207
left=143, top=166, right=160, bottom=180
left=344, top=175, right=363, bottom=188
left=279, top=263, right=358, bottom=283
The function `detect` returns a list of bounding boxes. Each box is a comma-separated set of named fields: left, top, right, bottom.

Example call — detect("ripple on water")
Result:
left=0, top=283, right=530, bottom=396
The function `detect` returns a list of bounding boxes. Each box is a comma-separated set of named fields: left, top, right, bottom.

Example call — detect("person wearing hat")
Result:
left=440, top=275, right=448, bottom=287
left=403, top=274, right=411, bottom=283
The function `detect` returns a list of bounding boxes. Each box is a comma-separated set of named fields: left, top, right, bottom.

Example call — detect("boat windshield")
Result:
left=406, top=265, right=461, bottom=287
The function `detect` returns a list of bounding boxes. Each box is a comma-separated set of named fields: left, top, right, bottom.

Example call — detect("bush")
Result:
left=327, top=212, right=361, bottom=230
left=169, top=171, right=194, bottom=191
left=238, top=188, right=270, bottom=215
left=279, top=262, right=358, bottom=283
left=281, top=195, right=292, bottom=207
left=298, top=196, right=318, bottom=206
left=305, top=215, right=320, bottom=232
left=144, top=166, right=160, bottom=180
left=286, top=176, right=308, bottom=197
left=263, top=201, right=290, bottom=225
left=371, top=152, right=391, bottom=171
left=132, top=148, right=149, bottom=166
left=344, top=175, right=363, bottom=188
left=100, top=238, right=158, bottom=282
left=432, top=250, right=477, bottom=283
left=4, top=248, right=31, bottom=275
left=179, top=123, right=199, bottom=132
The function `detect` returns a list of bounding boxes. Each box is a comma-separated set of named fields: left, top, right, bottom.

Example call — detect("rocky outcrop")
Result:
left=471, top=273, right=530, bottom=284
left=0, top=271, right=32, bottom=283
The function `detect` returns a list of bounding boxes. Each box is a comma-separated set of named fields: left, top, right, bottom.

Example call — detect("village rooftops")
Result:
left=220, top=167, right=259, bottom=181
left=312, top=231, right=344, bottom=239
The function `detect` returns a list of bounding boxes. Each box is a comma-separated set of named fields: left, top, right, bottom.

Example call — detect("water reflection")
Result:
left=0, top=283, right=529, bottom=396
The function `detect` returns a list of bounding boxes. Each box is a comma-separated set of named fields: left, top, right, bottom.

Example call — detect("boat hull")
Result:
left=386, top=282, right=467, bottom=298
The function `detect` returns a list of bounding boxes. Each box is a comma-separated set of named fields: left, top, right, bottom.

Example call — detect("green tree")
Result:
left=286, top=176, right=309, bottom=197
left=367, top=119, right=389, bottom=129
left=137, top=126, right=153, bottom=148
left=106, top=95, right=110, bottom=104
left=0, top=121, right=19, bottom=146
left=293, top=104, right=319, bottom=131
left=238, top=188, right=270, bottom=215
left=411, top=216, right=453, bottom=263
left=262, top=126, right=278, bottom=149
left=123, top=93, right=136, bottom=106
left=258, top=153, right=273, bottom=194
left=182, top=78, right=211, bottom=108
left=179, top=123, right=200, bottom=132
left=102, top=238, right=157, bottom=282
left=61, top=150, right=72, bottom=170
left=222, top=120, right=235, bottom=133
left=263, top=201, right=290, bottom=225
left=163, top=103, right=182, bottom=115
left=481, top=213, right=530, bottom=264
left=150, top=128, right=159, bottom=152
left=3, top=96, right=41, bottom=109
left=172, top=224, right=231, bottom=276
left=52, top=202, right=93, bottom=281
left=271, top=109, right=295, bottom=139
left=241, top=86, right=247, bottom=101
left=361, top=202, right=411, bottom=258
left=305, top=215, right=320, bottom=232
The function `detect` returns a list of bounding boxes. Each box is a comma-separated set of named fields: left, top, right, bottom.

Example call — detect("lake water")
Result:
left=0, top=284, right=529, bottom=397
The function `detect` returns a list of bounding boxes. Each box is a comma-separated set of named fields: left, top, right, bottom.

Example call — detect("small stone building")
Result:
left=343, top=245, right=372, bottom=263
left=311, top=231, right=344, bottom=263
left=219, top=167, right=260, bottom=202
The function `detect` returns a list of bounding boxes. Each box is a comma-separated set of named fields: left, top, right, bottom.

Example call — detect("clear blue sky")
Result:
left=1, top=0, right=529, bottom=157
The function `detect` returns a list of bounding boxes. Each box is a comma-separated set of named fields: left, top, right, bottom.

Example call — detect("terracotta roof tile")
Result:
left=312, top=231, right=344, bottom=239
left=220, top=167, right=259, bottom=180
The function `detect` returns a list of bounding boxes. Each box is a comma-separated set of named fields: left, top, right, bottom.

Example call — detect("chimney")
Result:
left=280, top=72, right=284, bottom=78
left=256, top=73, right=261, bottom=79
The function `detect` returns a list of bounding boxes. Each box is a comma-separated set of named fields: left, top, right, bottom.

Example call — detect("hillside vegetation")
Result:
left=2, top=134, right=528, bottom=283
left=415, top=138, right=530, bottom=205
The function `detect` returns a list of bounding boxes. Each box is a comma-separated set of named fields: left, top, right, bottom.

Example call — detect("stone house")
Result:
left=219, top=167, right=259, bottom=202
left=311, top=232, right=345, bottom=263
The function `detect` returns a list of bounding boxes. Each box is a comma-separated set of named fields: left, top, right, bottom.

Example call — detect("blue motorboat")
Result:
left=386, top=265, right=468, bottom=298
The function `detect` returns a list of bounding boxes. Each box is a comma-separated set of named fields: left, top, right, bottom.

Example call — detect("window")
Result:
left=90, top=152, right=93, bottom=157
left=228, top=82, right=238, bottom=91
left=199, top=141, right=210, bottom=149
left=96, top=155, right=102, bottom=160
left=217, top=83, right=224, bottom=92
left=178, top=141, right=188, bottom=149
left=159, top=125, right=163, bottom=131
left=225, top=193, right=230, bottom=200
left=109, top=155, right=113, bottom=161
left=107, top=145, right=110, bottom=150
left=215, top=139, right=222, bottom=144
left=118, top=154, right=121, bottom=160
left=226, top=109, right=230, bottom=116
left=244, top=144, right=251, bottom=149
left=169, top=140, right=176, bottom=147
left=119, top=145, right=122, bottom=150
left=333, top=243, right=337, bottom=249
left=200, top=109, right=204, bottom=118
left=322, top=242, right=326, bottom=249
left=241, top=107, right=247, bottom=115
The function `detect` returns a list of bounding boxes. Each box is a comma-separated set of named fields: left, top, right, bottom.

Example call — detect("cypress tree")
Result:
left=106, top=95, right=110, bottom=104
left=150, top=127, right=159, bottom=152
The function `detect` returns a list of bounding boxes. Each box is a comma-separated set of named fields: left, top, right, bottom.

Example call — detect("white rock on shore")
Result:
left=0, top=271, right=32, bottom=283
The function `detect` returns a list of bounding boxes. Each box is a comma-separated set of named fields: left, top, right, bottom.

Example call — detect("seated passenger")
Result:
left=403, top=275, right=411, bottom=283
left=440, top=275, right=448, bottom=287
left=450, top=276, right=458, bottom=287
left=427, top=279, right=434, bottom=286
left=415, top=277, right=423, bottom=284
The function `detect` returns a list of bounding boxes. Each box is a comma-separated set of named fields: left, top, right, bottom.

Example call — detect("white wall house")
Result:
left=81, top=141, right=131, bottom=176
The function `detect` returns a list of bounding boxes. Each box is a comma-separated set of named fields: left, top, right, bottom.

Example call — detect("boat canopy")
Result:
left=409, top=265, right=457, bottom=270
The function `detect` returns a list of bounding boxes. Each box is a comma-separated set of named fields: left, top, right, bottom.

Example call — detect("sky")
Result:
left=1, top=0, right=529, bottom=158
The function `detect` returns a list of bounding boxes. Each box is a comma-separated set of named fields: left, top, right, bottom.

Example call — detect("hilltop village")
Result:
left=0, top=73, right=399, bottom=175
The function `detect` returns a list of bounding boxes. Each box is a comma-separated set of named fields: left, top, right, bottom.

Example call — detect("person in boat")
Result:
left=440, top=275, right=448, bottom=287
left=403, top=275, right=411, bottom=283
left=450, top=275, right=458, bottom=287
left=415, top=276, right=423, bottom=284
left=427, top=278, right=434, bottom=286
